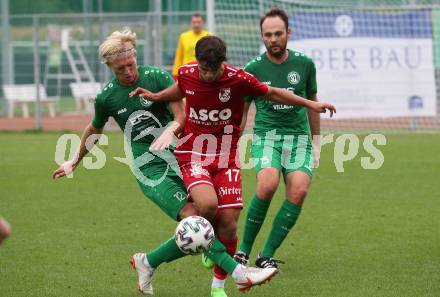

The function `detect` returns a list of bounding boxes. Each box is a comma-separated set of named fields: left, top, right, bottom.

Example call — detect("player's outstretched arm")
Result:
left=129, top=82, right=184, bottom=102
left=52, top=123, right=103, bottom=179
left=168, top=100, right=186, bottom=135
left=263, top=87, right=336, bottom=117
left=150, top=100, right=186, bottom=151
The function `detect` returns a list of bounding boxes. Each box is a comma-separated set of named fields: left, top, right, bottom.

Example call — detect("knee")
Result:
left=289, top=187, right=309, bottom=204
left=257, top=180, right=278, bottom=200
left=294, top=186, right=309, bottom=199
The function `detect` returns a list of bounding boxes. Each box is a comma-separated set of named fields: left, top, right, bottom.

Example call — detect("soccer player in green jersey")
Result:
left=52, top=29, right=277, bottom=295
left=235, top=8, right=322, bottom=268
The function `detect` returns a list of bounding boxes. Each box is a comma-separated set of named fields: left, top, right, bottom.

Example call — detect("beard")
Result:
left=266, top=42, right=287, bottom=57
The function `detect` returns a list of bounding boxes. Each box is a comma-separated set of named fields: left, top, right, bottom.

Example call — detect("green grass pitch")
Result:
left=0, top=132, right=439, bottom=297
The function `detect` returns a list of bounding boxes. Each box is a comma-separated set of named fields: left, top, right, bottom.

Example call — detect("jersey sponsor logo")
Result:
left=185, top=89, right=195, bottom=95
left=219, top=88, right=231, bottom=102
left=139, top=95, right=153, bottom=108
left=218, top=186, right=242, bottom=198
left=273, top=104, right=295, bottom=110
left=117, top=108, right=127, bottom=114
left=128, top=110, right=154, bottom=126
left=287, top=71, right=300, bottom=85
left=189, top=162, right=210, bottom=178
left=189, top=107, right=232, bottom=122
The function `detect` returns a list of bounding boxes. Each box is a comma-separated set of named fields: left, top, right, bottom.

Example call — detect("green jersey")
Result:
left=245, top=50, right=317, bottom=136
left=92, top=65, right=174, bottom=158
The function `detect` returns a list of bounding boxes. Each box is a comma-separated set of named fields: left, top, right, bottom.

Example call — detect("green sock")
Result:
left=239, top=195, right=271, bottom=255
left=146, top=237, right=187, bottom=268
left=261, top=199, right=302, bottom=258
left=205, top=238, right=238, bottom=274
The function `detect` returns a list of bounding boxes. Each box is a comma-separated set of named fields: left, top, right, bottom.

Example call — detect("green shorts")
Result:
left=135, top=160, right=187, bottom=222
left=252, top=134, right=313, bottom=177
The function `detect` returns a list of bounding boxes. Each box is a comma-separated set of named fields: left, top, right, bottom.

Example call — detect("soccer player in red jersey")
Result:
left=131, top=36, right=335, bottom=296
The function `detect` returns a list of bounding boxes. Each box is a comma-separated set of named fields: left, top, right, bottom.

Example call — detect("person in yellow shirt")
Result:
left=172, top=13, right=210, bottom=77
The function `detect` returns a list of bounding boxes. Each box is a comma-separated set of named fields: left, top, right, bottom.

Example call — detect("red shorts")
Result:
left=176, top=152, right=243, bottom=209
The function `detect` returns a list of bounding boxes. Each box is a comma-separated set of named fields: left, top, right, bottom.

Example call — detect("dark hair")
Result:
left=260, top=8, right=289, bottom=32
left=195, top=36, right=227, bottom=70
left=192, top=13, right=204, bottom=21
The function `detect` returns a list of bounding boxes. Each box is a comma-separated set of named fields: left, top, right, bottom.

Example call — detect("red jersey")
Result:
left=175, top=62, right=269, bottom=155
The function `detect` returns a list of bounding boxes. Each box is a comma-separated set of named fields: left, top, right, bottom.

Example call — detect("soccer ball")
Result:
left=175, top=216, right=215, bottom=255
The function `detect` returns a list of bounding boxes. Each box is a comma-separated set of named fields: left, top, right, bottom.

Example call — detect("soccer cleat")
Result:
left=211, top=287, right=228, bottom=297
left=234, top=265, right=278, bottom=292
left=202, top=253, right=215, bottom=269
left=233, top=251, right=249, bottom=266
left=255, top=253, right=285, bottom=269
left=131, top=253, right=155, bottom=295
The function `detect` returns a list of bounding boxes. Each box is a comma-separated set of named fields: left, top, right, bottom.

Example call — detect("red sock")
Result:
left=213, top=236, right=238, bottom=280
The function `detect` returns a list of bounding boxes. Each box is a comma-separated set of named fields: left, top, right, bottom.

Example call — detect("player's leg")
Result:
left=188, top=183, right=249, bottom=293
left=132, top=158, right=275, bottom=294
left=188, top=183, right=240, bottom=276
left=257, top=171, right=310, bottom=266
left=236, top=141, right=282, bottom=263
left=177, top=161, right=243, bottom=278
left=132, top=174, right=192, bottom=294
left=188, top=177, right=278, bottom=295
left=186, top=182, right=238, bottom=297
left=132, top=175, right=238, bottom=295
left=160, top=160, right=277, bottom=294
left=172, top=160, right=238, bottom=270
left=236, top=168, right=280, bottom=262
left=211, top=208, right=240, bottom=293
left=186, top=182, right=240, bottom=280
left=188, top=183, right=218, bottom=220
left=0, top=217, right=11, bottom=245
left=210, top=161, right=279, bottom=296
left=257, top=136, right=313, bottom=267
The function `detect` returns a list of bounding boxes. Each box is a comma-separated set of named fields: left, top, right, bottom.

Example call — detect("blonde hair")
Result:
left=99, top=29, right=137, bottom=65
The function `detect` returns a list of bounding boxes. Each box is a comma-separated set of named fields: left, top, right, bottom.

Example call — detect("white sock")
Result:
left=211, top=276, right=226, bottom=288
left=143, top=253, right=152, bottom=268
left=231, top=264, right=245, bottom=281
